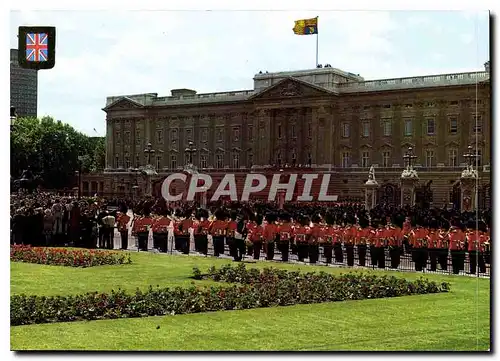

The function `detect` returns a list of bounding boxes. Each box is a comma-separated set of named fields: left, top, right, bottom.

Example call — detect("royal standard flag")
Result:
left=292, top=17, right=318, bottom=35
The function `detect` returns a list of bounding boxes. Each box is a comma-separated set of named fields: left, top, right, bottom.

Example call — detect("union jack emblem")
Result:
left=26, top=33, right=48, bottom=62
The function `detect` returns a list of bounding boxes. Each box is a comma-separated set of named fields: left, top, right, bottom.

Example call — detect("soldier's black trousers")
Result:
left=266, top=241, right=275, bottom=261
left=308, top=244, right=319, bottom=264
left=176, top=235, right=190, bottom=255
left=103, top=227, right=113, bottom=249
left=389, top=246, right=401, bottom=269
left=213, top=236, right=225, bottom=257
left=297, top=243, right=308, bottom=262
left=278, top=241, right=290, bottom=262
left=413, top=248, right=428, bottom=271
left=195, top=235, right=208, bottom=255
left=137, top=232, right=148, bottom=251
left=226, top=237, right=235, bottom=257
left=427, top=249, right=438, bottom=271
left=357, top=244, right=367, bottom=266
left=469, top=251, right=487, bottom=274
left=120, top=230, right=129, bottom=250
left=232, top=237, right=245, bottom=261
left=247, top=242, right=254, bottom=256
left=376, top=246, right=385, bottom=269
left=323, top=244, right=333, bottom=264
left=451, top=250, right=463, bottom=274
left=153, top=233, right=168, bottom=252
left=333, top=243, right=343, bottom=263
left=438, top=249, right=448, bottom=270
left=345, top=244, right=354, bottom=267
left=369, top=245, right=377, bottom=266
left=252, top=241, right=262, bottom=260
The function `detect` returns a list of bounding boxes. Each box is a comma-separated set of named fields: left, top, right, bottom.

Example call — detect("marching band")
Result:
left=115, top=208, right=490, bottom=275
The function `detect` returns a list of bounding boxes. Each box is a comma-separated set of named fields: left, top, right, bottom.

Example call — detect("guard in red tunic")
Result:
left=155, top=213, right=171, bottom=253
left=134, top=210, right=152, bottom=252
left=356, top=216, right=369, bottom=267
left=116, top=210, right=130, bottom=250
left=332, top=225, right=343, bottom=264
left=277, top=213, right=293, bottom=262
left=249, top=215, right=264, bottom=260
left=263, top=214, right=278, bottom=261
left=374, top=222, right=386, bottom=269
left=322, top=216, right=334, bottom=265
left=209, top=209, right=228, bottom=257
left=426, top=223, right=438, bottom=272
left=437, top=226, right=449, bottom=271
left=448, top=219, right=465, bottom=274
left=308, top=216, right=321, bottom=264
left=245, top=218, right=257, bottom=256
left=410, top=221, right=428, bottom=272
left=226, top=213, right=238, bottom=259
left=194, top=209, right=210, bottom=256
left=388, top=222, right=402, bottom=269
left=467, top=221, right=487, bottom=274
left=294, top=217, right=309, bottom=263
left=344, top=220, right=356, bottom=267
left=177, top=211, right=194, bottom=255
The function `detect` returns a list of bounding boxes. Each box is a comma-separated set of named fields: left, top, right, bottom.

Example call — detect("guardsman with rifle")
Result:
left=344, top=219, right=356, bottom=267
left=294, top=217, right=309, bottom=263
left=178, top=211, right=194, bottom=255
left=249, top=215, right=264, bottom=260
left=388, top=221, right=402, bottom=269
left=374, top=221, right=386, bottom=269
left=437, top=226, right=449, bottom=271
left=226, top=212, right=238, bottom=259
left=209, top=209, right=227, bottom=257
left=308, top=215, right=321, bottom=264
left=154, top=212, right=170, bottom=253
left=448, top=219, right=465, bottom=274
left=263, top=213, right=278, bottom=261
left=332, top=223, right=343, bottom=264
left=426, top=220, right=439, bottom=272
left=322, top=214, right=334, bottom=265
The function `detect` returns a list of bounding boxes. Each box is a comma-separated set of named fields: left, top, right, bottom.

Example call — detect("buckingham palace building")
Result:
left=82, top=61, right=491, bottom=208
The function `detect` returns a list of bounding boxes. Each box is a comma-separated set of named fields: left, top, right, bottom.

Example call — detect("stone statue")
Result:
left=368, top=166, right=376, bottom=181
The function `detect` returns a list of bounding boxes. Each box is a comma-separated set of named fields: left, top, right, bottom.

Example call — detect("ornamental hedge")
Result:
left=11, top=264, right=450, bottom=326
left=10, top=245, right=132, bottom=268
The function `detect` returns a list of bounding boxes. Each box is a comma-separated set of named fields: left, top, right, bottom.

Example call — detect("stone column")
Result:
left=277, top=189, right=286, bottom=209
left=105, top=119, right=114, bottom=170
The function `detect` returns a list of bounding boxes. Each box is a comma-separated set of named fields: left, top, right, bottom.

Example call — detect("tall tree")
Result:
left=10, top=116, right=104, bottom=189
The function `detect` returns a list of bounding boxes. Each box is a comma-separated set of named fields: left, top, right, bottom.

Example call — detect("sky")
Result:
left=9, top=10, right=490, bottom=136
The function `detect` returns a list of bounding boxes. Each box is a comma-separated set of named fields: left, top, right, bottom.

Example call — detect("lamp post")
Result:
left=77, top=155, right=84, bottom=199
left=185, top=141, right=197, bottom=165
left=403, top=146, right=417, bottom=170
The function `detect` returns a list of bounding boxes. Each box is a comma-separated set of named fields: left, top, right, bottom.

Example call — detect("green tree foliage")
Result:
left=10, top=116, right=105, bottom=189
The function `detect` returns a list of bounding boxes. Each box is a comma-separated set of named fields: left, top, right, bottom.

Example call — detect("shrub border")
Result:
left=11, top=264, right=450, bottom=326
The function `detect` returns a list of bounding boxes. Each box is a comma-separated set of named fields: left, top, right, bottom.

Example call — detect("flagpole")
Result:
left=315, top=16, right=319, bottom=67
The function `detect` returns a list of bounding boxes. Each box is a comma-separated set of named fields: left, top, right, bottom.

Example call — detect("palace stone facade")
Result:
left=82, top=63, right=491, bottom=208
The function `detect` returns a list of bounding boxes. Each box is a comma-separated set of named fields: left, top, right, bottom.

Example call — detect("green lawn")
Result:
left=10, top=252, right=491, bottom=351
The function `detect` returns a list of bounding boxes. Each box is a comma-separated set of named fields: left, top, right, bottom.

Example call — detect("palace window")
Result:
left=473, top=115, right=483, bottom=133
left=200, top=154, right=208, bottom=169
left=171, top=129, right=178, bottom=141
left=115, top=156, right=120, bottom=168
left=382, top=119, right=392, bottom=136
left=383, top=104, right=391, bottom=109
left=426, top=118, right=435, bottom=135
left=135, top=154, right=140, bottom=167
left=291, top=124, right=296, bottom=138
left=170, top=155, right=177, bottom=169
left=233, top=127, right=240, bottom=141
left=382, top=151, right=391, bottom=167
left=404, top=119, right=413, bottom=136
left=185, top=128, right=193, bottom=141
left=124, top=131, right=131, bottom=144
left=156, top=130, right=163, bottom=144
left=342, top=151, right=350, bottom=168
left=201, top=128, right=208, bottom=142
left=341, top=123, right=350, bottom=138
left=291, top=149, right=297, bottom=165
left=216, top=154, right=224, bottom=168
left=425, top=150, right=435, bottom=167
left=450, top=100, right=459, bottom=106
left=216, top=128, right=224, bottom=142
left=278, top=124, right=282, bottom=139
left=125, top=156, right=130, bottom=169
left=156, top=156, right=161, bottom=170
left=277, top=152, right=282, bottom=165
left=426, top=102, right=435, bottom=107
left=232, top=153, right=240, bottom=168
left=308, top=124, right=312, bottom=138
left=115, top=131, right=121, bottom=144
left=361, top=151, right=370, bottom=168
left=248, top=154, right=253, bottom=167
left=449, top=117, right=458, bottom=134
left=248, top=125, right=253, bottom=141
left=361, top=121, right=370, bottom=137
left=135, top=132, right=141, bottom=145
left=405, top=104, right=413, bottom=108
left=448, top=149, right=458, bottom=167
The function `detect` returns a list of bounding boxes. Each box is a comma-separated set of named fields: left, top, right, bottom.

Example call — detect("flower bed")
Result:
left=11, top=264, right=450, bottom=326
left=10, top=245, right=132, bottom=268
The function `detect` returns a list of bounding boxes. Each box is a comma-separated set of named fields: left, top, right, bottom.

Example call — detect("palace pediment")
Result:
left=249, top=77, right=333, bottom=101
left=103, top=97, right=145, bottom=112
